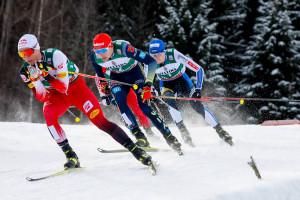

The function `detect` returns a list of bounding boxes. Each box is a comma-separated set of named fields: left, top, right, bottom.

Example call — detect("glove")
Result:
left=150, top=86, right=159, bottom=102
left=36, top=62, right=50, bottom=80
left=101, top=96, right=110, bottom=106
left=190, top=87, right=201, bottom=99
left=141, top=83, right=152, bottom=103
left=100, top=82, right=110, bottom=95
left=27, top=65, right=40, bottom=82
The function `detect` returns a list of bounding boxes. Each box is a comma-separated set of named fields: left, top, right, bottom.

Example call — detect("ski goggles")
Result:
left=94, top=47, right=109, bottom=55
left=18, top=48, right=34, bottom=58
left=150, top=52, right=163, bottom=57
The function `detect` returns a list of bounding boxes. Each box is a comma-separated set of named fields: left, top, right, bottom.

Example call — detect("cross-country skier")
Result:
left=148, top=39, right=233, bottom=146
left=18, top=34, right=154, bottom=170
left=89, top=33, right=182, bottom=153
left=95, top=70, right=156, bottom=138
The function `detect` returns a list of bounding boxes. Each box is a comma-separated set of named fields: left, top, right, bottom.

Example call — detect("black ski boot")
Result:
left=132, top=126, right=150, bottom=147
left=164, top=133, right=183, bottom=154
left=58, top=140, right=80, bottom=170
left=214, top=124, right=233, bottom=146
left=176, top=121, right=195, bottom=147
left=124, top=140, right=152, bottom=166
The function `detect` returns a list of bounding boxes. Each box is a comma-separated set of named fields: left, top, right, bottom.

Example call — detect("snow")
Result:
left=1, top=122, right=300, bottom=200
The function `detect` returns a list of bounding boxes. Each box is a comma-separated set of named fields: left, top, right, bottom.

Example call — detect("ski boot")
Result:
left=124, top=140, right=153, bottom=166
left=164, top=133, right=183, bottom=155
left=214, top=124, right=233, bottom=146
left=132, top=126, right=150, bottom=147
left=176, top=121, right=195, bottom=147
left=59, top=140, right=80, bottom=170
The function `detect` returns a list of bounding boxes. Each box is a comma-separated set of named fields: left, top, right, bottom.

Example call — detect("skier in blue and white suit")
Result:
left=148, top=39, right=233, bottom=146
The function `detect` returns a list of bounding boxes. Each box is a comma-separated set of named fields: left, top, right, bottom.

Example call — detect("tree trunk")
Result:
left=0, top=0, right=13, bottom=66
left=28, top=0, right=44, bottom=122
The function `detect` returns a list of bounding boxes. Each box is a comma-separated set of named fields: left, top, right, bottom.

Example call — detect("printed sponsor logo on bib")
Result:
left=58, top=63, right=63, bottom=69
left=83, top=100, right=93, bottom=113
left=90, top=109, right=100, bottom=119
left=69, top=76, right=76, bottom=82
left=57, top=72, right=67, bottom=78
left=47, top=58, right=52, bottom=65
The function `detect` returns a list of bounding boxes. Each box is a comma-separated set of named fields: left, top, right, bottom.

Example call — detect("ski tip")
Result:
left=149, top=163, right=157, bottom=176
left=26, top=177, right=33, bottom=181
left=97, top=148, right=104, bottom=152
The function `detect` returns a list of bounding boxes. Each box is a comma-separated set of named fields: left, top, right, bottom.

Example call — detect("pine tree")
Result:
left=155, top=0, right=229, bottom=97
left=288, top=0, right=300, bottom=31
left=154, top=0, right=234, bottom=124
left=206, top=0, right=249, bottom=95
left=235, top=0, right=300, bottom=123
left=155, top=0, right=194, bottom=54
left=190, top=0, right=227, bottom=97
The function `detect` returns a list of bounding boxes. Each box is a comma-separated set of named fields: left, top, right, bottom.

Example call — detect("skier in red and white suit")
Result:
left=18, top=34, right=153, bottom=169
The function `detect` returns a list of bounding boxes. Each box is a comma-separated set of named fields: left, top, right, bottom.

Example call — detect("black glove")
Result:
left=100, top=82, right=110, bottom=95
left=36, top=62, right=50, bottom=80
left=20, top=67, right=30, bottom=80
left=101, top=96, right=110, bottom=106
left=190, top=88, right=201, bottom=99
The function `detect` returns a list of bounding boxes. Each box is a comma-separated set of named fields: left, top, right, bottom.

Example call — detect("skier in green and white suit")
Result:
left=149, top=39, right=233, bottom=146
left=90, top=33, right=183, bottom=153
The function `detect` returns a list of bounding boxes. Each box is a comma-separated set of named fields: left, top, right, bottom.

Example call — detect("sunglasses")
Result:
left=94, top=47, right=109, bottom=54
left=18, top=48, right=34, bottom=58
left=150, top=52, right=163, bottom=57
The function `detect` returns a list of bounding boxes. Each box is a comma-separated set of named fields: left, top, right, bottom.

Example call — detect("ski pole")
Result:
left=157, top=97, right=168, bottom=106
left=153, top=95, right=300, bottom=104
left=68, top=71, right=138, bottom=90
left=202, top=96, right=300, bottom=103
left=152, top=101, right=165, bottom=121
left=153, top=95, right=222, bottom=103
left=67, top=109, right=80, bottom=122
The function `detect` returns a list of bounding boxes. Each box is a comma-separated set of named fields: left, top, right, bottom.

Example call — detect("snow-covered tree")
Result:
left=155, top=0, right=194, bottom=54
left=206, top=0, right=249, bottom=94
left=190, top=1, right=227, bottom=97
left=235, top=0, right=300, bottom=123
left=154, top=0, right=234, bottom=124
left=155, top=0, right=229, bottom=97
left=288, top=0, right=300, bottom=31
